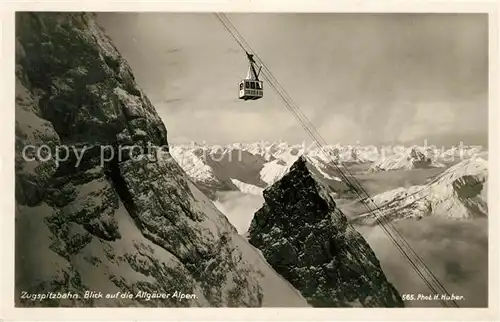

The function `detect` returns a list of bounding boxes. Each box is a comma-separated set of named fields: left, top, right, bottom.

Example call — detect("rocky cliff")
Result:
left=14, top=12, right=309, bottom=307
left=248, top=156, right=404, bottom=307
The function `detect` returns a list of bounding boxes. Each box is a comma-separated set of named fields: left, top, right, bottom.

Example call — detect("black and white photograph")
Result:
left=4, top=4, right=498, bottom=319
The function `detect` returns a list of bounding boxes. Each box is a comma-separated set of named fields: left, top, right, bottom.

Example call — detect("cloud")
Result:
left=356, top=217, right=488, bottom=307
left=213, top=191, right=264, bottom=234
left=396, top=101, right=456, bottom=142
left=157, top=104, right=299, bottom=144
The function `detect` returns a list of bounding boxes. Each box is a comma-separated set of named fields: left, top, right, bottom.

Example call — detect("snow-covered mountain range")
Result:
left=170, top=141, right=485, bottom=198
left=172, top=142, right=488, bottom=227
left=170, top=142, right=360, bottom=200
left=368, top=146, right=446, bottom=172
left=353, top=152, right=488, bottom=224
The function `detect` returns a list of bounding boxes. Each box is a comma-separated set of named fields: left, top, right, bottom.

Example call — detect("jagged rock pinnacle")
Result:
left=248, top=157, right=405, bottom=307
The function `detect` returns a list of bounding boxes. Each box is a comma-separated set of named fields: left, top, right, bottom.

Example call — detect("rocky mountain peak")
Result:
left=248, top=157, right=404, bottom=307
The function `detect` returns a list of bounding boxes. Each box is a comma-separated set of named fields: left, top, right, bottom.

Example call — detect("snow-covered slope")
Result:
left=354, top=153, right=488, bottom=224
left=230, top=178, right=264, bottom=196
left=169, top=145, right=239, bottom=198
left=259, top=158, right=294, bottom=185
left=15, top=12, right=309, bottom=307
left=169, top=146, right=219, bottom=184
left=259, top=154, right=345, bottom=186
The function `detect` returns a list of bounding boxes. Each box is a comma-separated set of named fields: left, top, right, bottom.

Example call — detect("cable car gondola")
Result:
left=239, top=52, right=263, bottom=101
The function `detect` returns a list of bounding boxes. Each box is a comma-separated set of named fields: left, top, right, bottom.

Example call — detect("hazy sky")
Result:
left=97, top=13, right=488, bottom=146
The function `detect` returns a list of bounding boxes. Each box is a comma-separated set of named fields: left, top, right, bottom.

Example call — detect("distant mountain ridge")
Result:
left=369, top=146, right=447, bottom=172
left=170, top=141, right=485, bottom=198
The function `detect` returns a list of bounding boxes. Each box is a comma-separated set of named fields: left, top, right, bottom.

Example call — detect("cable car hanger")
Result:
left=245, top=52, right=262, bottom=81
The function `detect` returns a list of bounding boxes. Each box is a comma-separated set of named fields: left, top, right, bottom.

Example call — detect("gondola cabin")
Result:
left=239, top=52, right=263, bottom=101
left=239, top=79, right=263, bottom=100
